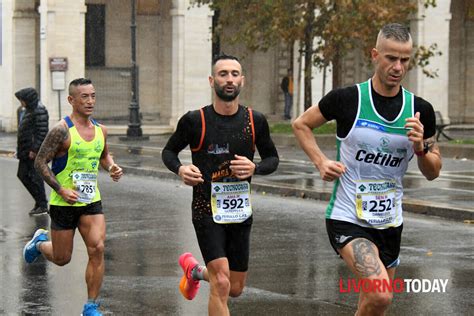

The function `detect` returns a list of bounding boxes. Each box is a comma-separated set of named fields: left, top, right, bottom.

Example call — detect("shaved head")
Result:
left=69, top=78, right=93, bottom=96
left=376, top=23, right=412, bottom=50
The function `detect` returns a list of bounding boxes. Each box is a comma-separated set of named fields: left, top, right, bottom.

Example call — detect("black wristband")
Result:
left=254, top=162, right=260, bottom=175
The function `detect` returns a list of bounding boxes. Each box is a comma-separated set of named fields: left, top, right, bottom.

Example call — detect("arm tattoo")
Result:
left=34, top=124, right=69, bottom=192
left=352, top=239, right=382, bottom=278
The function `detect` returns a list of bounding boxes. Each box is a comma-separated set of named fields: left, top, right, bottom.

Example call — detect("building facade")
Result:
left=1, top=0, right=472, bottom=132
left=0, top=0, right=213, bottom=133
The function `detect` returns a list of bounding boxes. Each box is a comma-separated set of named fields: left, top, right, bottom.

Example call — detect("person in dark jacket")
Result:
left=15, top=87, right=49, bottom=215
left=280, top=68, right=293, bottom=120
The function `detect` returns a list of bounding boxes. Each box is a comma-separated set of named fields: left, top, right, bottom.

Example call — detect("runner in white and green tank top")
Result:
left=293, top=23, right=442, bottom=316
left=326, top=79, right=414, bottom=229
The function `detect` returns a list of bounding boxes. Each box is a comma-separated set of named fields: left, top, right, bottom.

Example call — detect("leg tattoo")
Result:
left=352, top=239, right=381, bottom=277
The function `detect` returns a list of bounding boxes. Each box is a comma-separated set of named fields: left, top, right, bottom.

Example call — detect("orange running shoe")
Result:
left=178, top=252, right=201, bottom=300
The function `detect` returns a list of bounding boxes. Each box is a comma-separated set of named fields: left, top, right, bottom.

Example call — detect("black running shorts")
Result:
left=326, top=218, right=403, bottom=268
left=49, top=201, right=103, bottom=230
left=193, top=215, right=253, bottom=272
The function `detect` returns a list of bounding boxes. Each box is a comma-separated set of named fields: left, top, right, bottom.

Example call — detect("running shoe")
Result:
left=82, top=302, right=102, bottom=316
left=29, top=206, right=48, bottom=216
left=178, top=252, right=201, bottom=300
left=23, top=228, right=48, bottom=263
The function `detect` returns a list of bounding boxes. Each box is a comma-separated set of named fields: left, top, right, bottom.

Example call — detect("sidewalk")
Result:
left=1, top=131, right=473, bottom=221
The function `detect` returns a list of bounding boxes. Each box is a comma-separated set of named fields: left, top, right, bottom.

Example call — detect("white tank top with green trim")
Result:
left=326, top=79, right=414, bottom=229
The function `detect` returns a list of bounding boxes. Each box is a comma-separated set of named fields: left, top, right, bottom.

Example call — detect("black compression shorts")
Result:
left=193, top=216, right=253, bottom=272
left=49, top=201, right=103, bottom=230
left=326, top=218, right=403, bottom=268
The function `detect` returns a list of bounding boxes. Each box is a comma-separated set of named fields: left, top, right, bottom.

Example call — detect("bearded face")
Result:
left=210, top=59, right=244, bottom=103
left=214, top=81, right=241, bottom=102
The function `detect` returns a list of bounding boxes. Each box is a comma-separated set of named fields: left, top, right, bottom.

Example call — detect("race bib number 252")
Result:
left=355, top=179, right=397, bottom=227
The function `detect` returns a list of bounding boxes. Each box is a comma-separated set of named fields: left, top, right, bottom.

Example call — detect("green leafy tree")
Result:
left=195, top=0, right=439, bottom=110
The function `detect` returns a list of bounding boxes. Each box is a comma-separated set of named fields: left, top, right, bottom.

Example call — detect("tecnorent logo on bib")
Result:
left=339, top=278, right=448, bottom=293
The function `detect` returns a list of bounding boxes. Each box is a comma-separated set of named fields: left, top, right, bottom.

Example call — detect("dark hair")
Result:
left=379, top=23, right=411, bottom=43
left=212, top=53, right=240, bottom=66
left=68, top=78, right=93, bottom=96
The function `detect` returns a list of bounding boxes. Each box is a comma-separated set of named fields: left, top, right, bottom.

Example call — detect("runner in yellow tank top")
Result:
left=49, top=115, right=104, bottom=206
left=23, top=78, right=123, bottom=316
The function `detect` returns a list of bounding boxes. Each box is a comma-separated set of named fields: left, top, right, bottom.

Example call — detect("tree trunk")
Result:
left=303, top=1, right=315, bottom=110
left=322, top=63, right=327, bottom=96
left=331, top=1, right=341, bottom=90
left=332, top=50, right=342, bottom=90
left=304, top=50, right=313, bottom=110
left=212, top=9, right=221, bottom=58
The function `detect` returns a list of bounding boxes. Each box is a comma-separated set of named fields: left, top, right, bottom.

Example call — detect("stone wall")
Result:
left=449, top=0, right=474, bottom=124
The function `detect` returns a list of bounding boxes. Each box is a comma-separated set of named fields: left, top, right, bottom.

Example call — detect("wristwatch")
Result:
left=414, top=142, right=430, bottom=157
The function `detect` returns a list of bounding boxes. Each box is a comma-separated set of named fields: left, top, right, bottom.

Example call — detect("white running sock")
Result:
left=191, top=265, right=206, bottom=280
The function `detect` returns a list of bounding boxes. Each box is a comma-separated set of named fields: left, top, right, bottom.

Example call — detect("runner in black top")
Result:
left=162, top=104, right=278, bottom=220
left=162, top=54, right=278, bottom=315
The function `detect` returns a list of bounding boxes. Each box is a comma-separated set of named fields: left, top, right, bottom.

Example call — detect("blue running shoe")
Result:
left=82, top=303, right=102, bottom=316
left=23, top=228, right=48, bottom=263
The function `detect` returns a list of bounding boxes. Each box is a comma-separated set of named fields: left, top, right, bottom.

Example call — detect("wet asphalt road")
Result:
left=106, top=137, right=474, bottom=214
left=1, top=157, right=473, bottom=315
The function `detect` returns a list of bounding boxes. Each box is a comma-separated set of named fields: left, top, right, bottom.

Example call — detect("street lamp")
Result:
left=124, top=0, right=148, bottom=140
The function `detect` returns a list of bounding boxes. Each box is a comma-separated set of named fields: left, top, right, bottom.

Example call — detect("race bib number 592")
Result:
left=211, top=181, right=252, bottom=224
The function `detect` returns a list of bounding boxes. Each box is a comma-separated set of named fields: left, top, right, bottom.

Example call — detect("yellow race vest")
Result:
left=49, top=116, right=104, bottom=206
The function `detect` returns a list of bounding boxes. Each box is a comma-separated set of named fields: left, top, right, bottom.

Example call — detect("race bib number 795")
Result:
left=72, top=172, right=97, bottom=204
